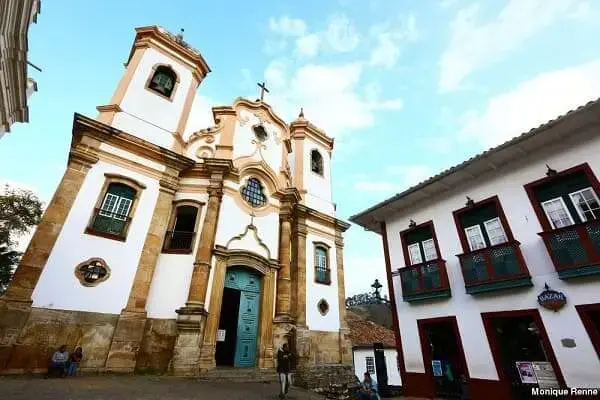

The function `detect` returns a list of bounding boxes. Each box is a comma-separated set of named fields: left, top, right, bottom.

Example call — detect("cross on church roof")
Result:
left=257, top=82, right=269, bottom=102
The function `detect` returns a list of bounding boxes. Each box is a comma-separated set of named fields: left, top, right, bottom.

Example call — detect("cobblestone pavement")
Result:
left=0, top=375, right=325, bottom=400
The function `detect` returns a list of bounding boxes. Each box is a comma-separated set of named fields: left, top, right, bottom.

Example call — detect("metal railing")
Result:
left=457, top=241, right=529, bottom=287
left=399, top=259, right=450, bottom=298
left=163, top=231, right=196, bottom=252
left=539, top=219, right=600, bottom=272
left=88, top=208, right=131, bottom=238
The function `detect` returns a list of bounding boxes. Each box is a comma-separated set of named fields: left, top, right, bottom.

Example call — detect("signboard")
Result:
left=532, top=362, right=560, bottom=388
left=515, top=361, right=537, bottom=384
left=537, top=284, right=567, bottom=312
left=432, top=360, right=443, bottom=377
left=216, top=329, right=226, bottom=342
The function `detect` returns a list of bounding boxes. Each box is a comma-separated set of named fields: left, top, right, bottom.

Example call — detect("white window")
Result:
left=422, top=239, right=438, bottom=261
left=569, top=187, right=600, bottom=222
left=407, top=243, right=423, bottom=265
left=465, top=225, right=486, bottom=251
left=483, top=217, right=508, bottom=246
left=542, top=197, right=574, bottom=229
left=99, top=193, right=132, bottom=221
left=365, top=356, right=375, bottom=374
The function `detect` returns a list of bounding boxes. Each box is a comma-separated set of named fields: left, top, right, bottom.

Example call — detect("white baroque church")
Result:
left=0, top=26, right=352, bottom=377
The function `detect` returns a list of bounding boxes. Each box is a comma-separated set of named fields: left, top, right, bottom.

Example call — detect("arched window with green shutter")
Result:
left=92, top=183, right=136, bottom=237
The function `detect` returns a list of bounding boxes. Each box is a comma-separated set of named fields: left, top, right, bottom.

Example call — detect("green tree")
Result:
left=0, top=185, right=43, bottom=294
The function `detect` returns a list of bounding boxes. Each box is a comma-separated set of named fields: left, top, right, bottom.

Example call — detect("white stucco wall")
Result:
left=214, top=195, right=279, bottom=259
left=111, top=47, right=195, bottom=149
left=303, top=140, right=334, bottom=215
left=32, top=161, right=159, bottom=314
left=387, top=134, right=600, bottom=388
left=305, top=232, right=340, bottom=332
left=353, top=348, right=402, bottom=386
left=145, top=192, right=209, bottom=319
left=232, top=109, right=284, bottom=175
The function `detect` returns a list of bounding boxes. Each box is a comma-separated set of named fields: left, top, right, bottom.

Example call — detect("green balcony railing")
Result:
left=87, top=208, right=131, bottom=240
left=539, top=219, right=600, bottom=279
left=457, top=241, right=532, bottom=294
left=399, top=260, right=451, bottom=302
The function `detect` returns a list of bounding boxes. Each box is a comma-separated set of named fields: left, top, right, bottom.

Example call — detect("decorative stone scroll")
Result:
left=74, top=257, right=111, bottom=287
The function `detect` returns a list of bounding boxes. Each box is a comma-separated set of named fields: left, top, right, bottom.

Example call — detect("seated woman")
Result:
left=67, top=347, right=83, bottom=377
left=45, top=345, right=69, bottom=378
left=359, top=372, right=379, bottom=400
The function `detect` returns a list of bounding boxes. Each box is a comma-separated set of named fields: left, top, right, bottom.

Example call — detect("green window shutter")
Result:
left=405, top=226, right=433, bottom=245
left=107, top=183, right=136, bottom=200
left=534, top=171, right=592, bottom=224
left=460, top=203, right=498, bottom=247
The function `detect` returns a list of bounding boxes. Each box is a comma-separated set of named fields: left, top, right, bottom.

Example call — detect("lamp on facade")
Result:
left=545, top=164, right=558, bottom=176
left=465, top=196, right=475, bottom=207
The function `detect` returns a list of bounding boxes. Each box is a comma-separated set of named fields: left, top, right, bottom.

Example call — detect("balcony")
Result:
left=315, top=267, right=331, bottom=285
left=162, top=231, right=196, bottom=253
left=399, top=260, right=451, bottom=302
left=539, top=220, right=600, bottom=279
left=457, top=241, right=532, bottom=295
left=85, top=208, right=131, bottom=241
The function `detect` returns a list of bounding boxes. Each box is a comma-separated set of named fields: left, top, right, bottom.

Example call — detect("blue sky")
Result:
left=2, top=0, right=600, bottom=296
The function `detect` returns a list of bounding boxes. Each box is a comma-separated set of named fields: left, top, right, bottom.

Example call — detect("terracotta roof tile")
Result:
left=347, top=311, right=395, bottom=347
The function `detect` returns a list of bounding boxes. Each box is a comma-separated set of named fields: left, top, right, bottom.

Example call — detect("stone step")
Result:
left=197, top=368, right=278, bottom=383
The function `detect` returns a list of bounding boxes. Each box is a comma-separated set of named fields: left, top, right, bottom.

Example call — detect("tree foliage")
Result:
left=0, top=185, right=43, bottom=294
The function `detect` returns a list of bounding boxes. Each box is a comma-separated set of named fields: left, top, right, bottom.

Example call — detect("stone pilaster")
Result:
left=274, top=212, right=292, bottom=321
left=105, top=177, right=177, bottom=372
left=3, top=147, right=98, bottom=302
left=292, top=209, right=308, bottom=326
left=197, top=249, right=228, bottom=371
left=0, top=146, right=98, bottom=369
left=184, top=173, right=225, bottom=311
left=335, top=232, right=352, bottom=365
left=258, top=268, right=276, bottom=369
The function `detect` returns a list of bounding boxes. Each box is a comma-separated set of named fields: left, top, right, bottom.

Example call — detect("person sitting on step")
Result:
left=67, top=346, right=83, bottom=377
left=45, top=345, right=69, bottom=378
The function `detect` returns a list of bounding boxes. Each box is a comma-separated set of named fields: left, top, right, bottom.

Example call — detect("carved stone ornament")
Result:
left=74, top=258, right=111, bottom=287
left=318, top=299, right=329, bottom=316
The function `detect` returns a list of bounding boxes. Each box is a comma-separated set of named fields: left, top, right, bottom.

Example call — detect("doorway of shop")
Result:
left=482, top=310, right=565, bottom=400
left=418, top=316, right=470, bottom=399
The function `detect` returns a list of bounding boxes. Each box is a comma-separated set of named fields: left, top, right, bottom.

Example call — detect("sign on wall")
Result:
left=515, top=361, right=537, bottom=384
left=532, top=362, right=560, bottom=388
left=217, top=329, right=226, bottom=342
left=432, top=360, right=443, bottom=377
left=537, top=283, right=567, bottom=312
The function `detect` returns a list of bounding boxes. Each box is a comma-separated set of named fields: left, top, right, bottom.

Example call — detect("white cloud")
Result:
left=352, top=164, right=432, bottom=195
left=183, top=95, right=215, bottom=139
left=459, top=59, right=600, bottom=148
left=387, top=165, right=434, bottom=186
left=369, top=14, right=419, bottom=69
left=263, top=61, right=403, bottom=137
left=295, top=34, right=320, bottom=58
left=269, top=16, right=307, bottom=36
left=325, top=14, right=360, bottom=52
left=439, top=0, right=581, bottom=92
left=370, top=34, right=400, bottom=69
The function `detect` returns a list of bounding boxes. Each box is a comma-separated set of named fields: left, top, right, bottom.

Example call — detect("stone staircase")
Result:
left=197, top=367, right=278, bottom=383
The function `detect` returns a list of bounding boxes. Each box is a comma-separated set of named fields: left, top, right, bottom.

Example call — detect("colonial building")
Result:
left=0, top=26, right=352, bottom=378
left=351, top=98, right=600, bottom=399
left=0, top=0, right=41, bottom=137
left=348, top=311, right=402, bottom=390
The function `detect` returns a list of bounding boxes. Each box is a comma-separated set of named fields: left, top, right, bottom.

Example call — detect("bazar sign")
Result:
left=537, top=284, right=566, bottom=312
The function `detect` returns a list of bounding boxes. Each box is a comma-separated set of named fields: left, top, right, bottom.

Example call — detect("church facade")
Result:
left=0, top=26, right=352, bottom=376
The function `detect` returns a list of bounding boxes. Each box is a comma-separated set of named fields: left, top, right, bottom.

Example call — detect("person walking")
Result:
left=277, top=343, right=294, bottom=399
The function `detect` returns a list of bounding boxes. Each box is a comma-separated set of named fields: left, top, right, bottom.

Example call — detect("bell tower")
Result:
left=96, top=26, right=211, bottom=152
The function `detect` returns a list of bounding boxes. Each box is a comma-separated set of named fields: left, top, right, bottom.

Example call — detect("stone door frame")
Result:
left=201, top=245, right=280, bottom=370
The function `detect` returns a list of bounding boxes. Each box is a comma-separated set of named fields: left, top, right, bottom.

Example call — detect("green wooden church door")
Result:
left=223, top=268, right=261, bottom=368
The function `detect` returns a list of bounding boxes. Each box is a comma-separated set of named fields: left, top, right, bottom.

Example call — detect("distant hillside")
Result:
left=347, top=303, right=393, bottom=330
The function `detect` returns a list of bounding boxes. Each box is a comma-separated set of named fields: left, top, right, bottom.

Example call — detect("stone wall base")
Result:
left=0, top=305, right=118, bottom=374
left=294, top=364, right=359, bottom=400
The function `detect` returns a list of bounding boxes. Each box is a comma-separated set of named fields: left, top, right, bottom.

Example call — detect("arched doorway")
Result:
left=215, top=267, right=262, bottom=367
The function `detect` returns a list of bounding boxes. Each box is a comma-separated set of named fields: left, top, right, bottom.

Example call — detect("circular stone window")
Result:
left=252, top=124, right=268, bottom=142
left=74, top=258, right=111, bottom=287
left=240, top=177, right=267, bottom=208
left=318, top=299, right=329, bottom=316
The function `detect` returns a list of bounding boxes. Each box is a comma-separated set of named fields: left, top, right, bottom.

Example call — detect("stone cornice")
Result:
left=289, top=118, right=334, bottom=151
left=72, top=113, right=195, bottom=172
left=295, top=204, right=350, bottom=233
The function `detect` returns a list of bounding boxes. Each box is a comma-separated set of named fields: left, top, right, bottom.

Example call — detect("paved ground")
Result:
left=0, top=375, right=330, bottom=400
